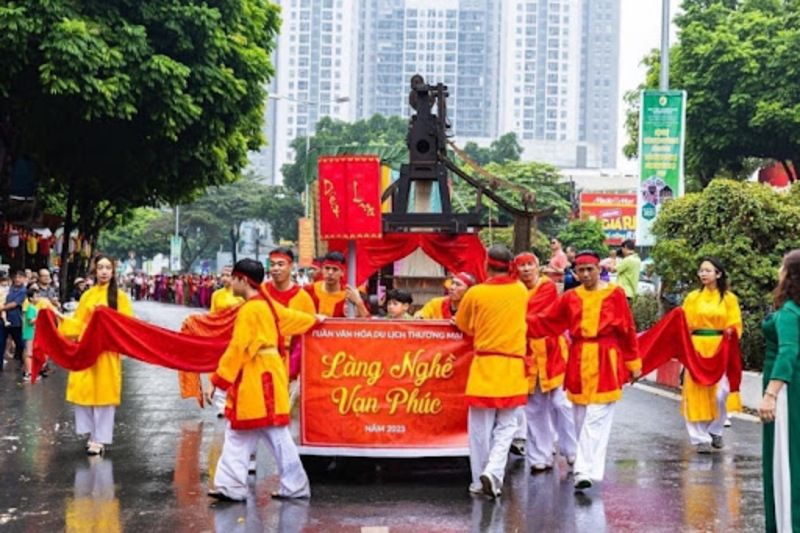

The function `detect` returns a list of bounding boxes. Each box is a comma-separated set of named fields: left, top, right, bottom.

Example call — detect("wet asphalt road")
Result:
left=0, top=301, right=765, bottom=532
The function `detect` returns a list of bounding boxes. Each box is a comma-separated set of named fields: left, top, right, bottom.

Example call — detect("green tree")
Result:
left=462, top=133, right=524, bottom=167
left=0, top=1, right=280, bottom=293
left=259, top=186, right=304, bottom=242
left=97, top=208, right=170, bottom=260
left=623, top=0, right=800, bottom=187
left=452, top=160, right=573, bottom=238
left=557, top=219, right=609, bottom=257
left=281, top=114, right=409, bottom=195
left=651, top=179, right=800, bottom=369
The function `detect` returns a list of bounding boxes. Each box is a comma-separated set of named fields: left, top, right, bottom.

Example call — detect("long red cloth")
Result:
left=31, top=307, right=233, bottom=383
left=32, top=303, right=742, bottom=395
left=638, top=307, right=742, bottom=392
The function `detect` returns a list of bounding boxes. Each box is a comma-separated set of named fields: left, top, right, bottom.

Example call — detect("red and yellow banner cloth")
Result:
left=638, top=307, right=743, bottom=396
left=32, top=304, right=742, bottom=407
left=31, top=307, right=233, bottom=385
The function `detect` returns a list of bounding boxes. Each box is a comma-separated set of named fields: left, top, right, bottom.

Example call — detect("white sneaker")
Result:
left=479, top=473, right=502, bottom=499
left=574, top=475, right=592, bottom=491
left=86, top=442, right=105, bottom=456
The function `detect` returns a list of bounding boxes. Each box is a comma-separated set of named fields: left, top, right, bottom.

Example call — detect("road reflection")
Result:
left=65, top=458, right=120, bottom=533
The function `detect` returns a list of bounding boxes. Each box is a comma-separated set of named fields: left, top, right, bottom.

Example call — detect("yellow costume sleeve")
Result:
left=293, top=290, right=317, bottom=316
left=724, top=292, right=743, bottom=337
left=276, top=302, right=317, bottom=337
left=414, top=298, right=440, bottom=319
left=454, top=293, right=475, bottom=336
left=116, top=290, right=134, bottom=318
left=211, top=303, right=258, bottom=390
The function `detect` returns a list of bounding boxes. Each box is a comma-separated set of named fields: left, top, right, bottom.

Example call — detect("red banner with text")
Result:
left=301, top=320, right=471, bottom=450
left=318, top=155, right=383, bottom=240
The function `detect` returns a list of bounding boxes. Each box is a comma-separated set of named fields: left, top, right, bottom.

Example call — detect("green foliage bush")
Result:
left=652, top=179, right=800, bottom=370
left=631, top=293, right=660, bottom=332
left=557, top=219, right=609, bottom=257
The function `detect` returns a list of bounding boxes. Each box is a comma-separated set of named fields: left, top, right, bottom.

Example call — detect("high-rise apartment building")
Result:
left=357, top=0, right=501, bottom=138
left=579, top=0, right=621, bottom=168
left=256, top=0, right=358, bottom=184
left=252, top=0, right=621, bottom=183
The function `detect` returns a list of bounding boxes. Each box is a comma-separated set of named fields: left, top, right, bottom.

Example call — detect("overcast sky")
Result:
left=616, top=0, right=682, bottom=172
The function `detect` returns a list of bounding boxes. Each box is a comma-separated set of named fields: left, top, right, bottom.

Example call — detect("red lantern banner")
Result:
left=318, top=155, right=382, bottom=239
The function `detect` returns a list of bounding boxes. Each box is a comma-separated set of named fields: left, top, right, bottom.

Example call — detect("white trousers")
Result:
left=773, top=388, right=792, bottom=532
left=75, top=405, right=116, bottom=444
left=525, top=385, right=577, bottom=466
left=572, top=402, right=616, bottom=481
left=513, top=407, right=526, bottom=440
left=685, top=376, right=729, bottom=445
left=468, top=407, right=518, bottom=489
left=214, top=423, right=309, bottom=500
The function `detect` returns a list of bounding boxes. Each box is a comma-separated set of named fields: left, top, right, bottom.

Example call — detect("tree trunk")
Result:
left=230, top=225, right=238, bottom=264
left=59, top=178, right=76, bottom=302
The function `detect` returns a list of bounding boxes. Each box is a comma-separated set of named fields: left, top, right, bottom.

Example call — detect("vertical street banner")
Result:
left=579, top=192, right=637, bottom=245
left=169, top=236, right=182, bottom=272
left=318, top=155, right=383, bottom=240
left=300, top=320, right=472, bottom=456
left=297, top=217, right=314, bottom=267
left=636, top=90, right=687, bottom=246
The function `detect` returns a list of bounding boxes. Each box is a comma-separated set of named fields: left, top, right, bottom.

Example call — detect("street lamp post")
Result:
left=660, top=0, right=670, bottom=91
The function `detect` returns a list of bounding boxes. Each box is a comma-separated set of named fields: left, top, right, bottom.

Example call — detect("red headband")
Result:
left=322, top=260, right=346, bottom=272
left=575, top=254, right=600, bottom=266
left=452, top=272, right=476, bottom=287
left=514, top=252, right=539, bottom=267
left=487, top=257, right=510, bottom=271
left=232, top=271, right=262, bottom=288
left=269, top=252, right=293, bottom=263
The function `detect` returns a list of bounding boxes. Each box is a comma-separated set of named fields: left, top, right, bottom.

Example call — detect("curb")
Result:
left=634, top=381, right=761, bottom=423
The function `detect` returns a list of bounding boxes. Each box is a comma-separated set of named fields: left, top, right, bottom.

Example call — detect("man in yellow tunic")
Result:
left=682, top=257, right=742, bottom=453
left=210, top=266, right=243, bottom=314
left=206, top=265, right=243, bottom=417
left=414, top=272, right=475, bottom=320
left=59, top=255, right=133, bottom=456
left=527, top=251, right=641, bottom=491
left=454, top=245, right=529, bottom=498
left=304, top=252, right=370, bottom=318
left=207, top=259, right=320, bottom=502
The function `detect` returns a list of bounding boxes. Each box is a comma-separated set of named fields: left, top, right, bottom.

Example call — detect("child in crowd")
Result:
left=385, top=289, right=413, bottom=319
left=22, top=285, right=40, bottom=381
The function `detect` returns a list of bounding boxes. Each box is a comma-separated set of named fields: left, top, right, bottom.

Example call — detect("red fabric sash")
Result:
left=639, top=307, right=742, bottom=392
left=440, top=297, right=453, bottom=320
left=32, top=307, right=232, bottom=382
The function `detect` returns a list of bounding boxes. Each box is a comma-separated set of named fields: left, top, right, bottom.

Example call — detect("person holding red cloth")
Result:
left=304, top=252, right=370, bottom=318
left=414, top=271, right=476, bottom=320
left=454, top=245, right=529, bottom=499
left=527, top=250, right=641, bottom=491
left=514, top=252, right=577, bottom=473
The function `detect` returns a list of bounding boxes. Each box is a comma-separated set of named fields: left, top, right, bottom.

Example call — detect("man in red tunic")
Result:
left=514, top=252, right=577, bottom=473
left=528, top=250, right=641, bottom=491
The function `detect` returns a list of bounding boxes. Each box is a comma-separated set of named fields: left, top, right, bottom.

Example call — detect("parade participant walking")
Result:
left=305, top=251, right=370, bottom=318
left=414, top=272, right=475, bottom=319
left=454, top=245, right=529, bottom=499
left=207, top=259, right=320, bottom=502
left=264, top=247, right=316, bottom=380
left=210, top=266, right=243, bottom=314
left=682, top=257, right=742, bottom=453
left=205, top=266, right=244, bottom=416
left=515, top=252, right=577, bottom=473
left=760, top=250, right=800, bottom=533
left=527, top=251, right=641, bottom=491
left=59, top=255, right=133, bottom=455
